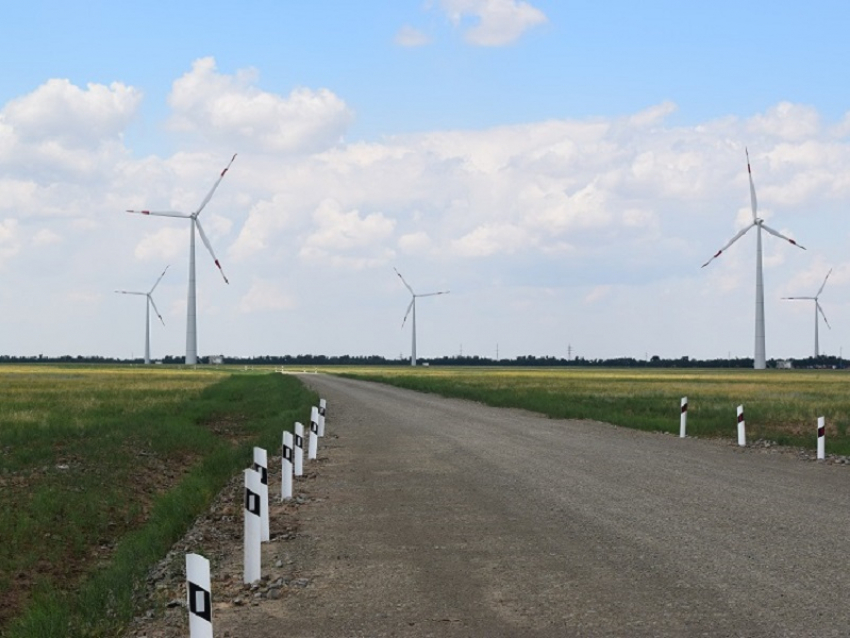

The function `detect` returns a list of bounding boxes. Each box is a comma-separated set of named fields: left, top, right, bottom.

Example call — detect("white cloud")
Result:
left=238, top=279, right=296, bottom=313
left=440, top=0, right=547, bottom=46
left=748, top=102, right=821, bottom=142
left=2, top=79, right=141, bottom=149
left=395, top=25, right=431, bottom=47
left=133, top=226, right=187, bottom=262
left=167, top=57, right=354, bottom=154
left=0, top=218, right=20, bottom=267
left=32, top=228, right=62, bottom=247
left=303, top=199, right=395, bottom=252
left=398, top=231, right=432, bottom=254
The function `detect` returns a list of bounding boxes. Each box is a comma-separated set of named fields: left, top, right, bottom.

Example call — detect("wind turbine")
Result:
left=115, top=265, right=169, bottom=365
left=783, top=269, right=832, bottom=357
left=126, top=154, right=236, bottom=365
left=702, top=149, right=806, bottom=370
left=394, top=267, right=449, bottom=366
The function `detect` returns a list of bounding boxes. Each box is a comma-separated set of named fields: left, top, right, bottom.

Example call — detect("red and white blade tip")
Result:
left=215, top=260, right=229, bottom=284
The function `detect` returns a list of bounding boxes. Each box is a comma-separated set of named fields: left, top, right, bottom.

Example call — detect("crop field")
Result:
left=0, top=365, right=316, bottom=638
left=335, top=366, right=850, bottom=455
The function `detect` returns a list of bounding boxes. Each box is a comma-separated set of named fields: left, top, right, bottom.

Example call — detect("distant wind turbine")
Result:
left=115, top=265, right=169, bottom=365
left=783, top=269, right=832, bottom=357
left=394, top=267, right=449, bottom=366
left=126, top=154, right=236, bottom=365
left=702, top=149, right=806, bottom=370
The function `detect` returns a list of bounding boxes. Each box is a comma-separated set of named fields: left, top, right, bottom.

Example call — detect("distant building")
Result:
left=776, top=359, right=793, bottom=369
left=208, top=355, right=224, bottom=365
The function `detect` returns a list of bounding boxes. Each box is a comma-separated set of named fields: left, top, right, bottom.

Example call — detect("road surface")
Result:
left=216, top=373, right=850, bottom=637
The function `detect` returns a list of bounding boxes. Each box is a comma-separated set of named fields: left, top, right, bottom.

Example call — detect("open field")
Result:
left=0, top=365, right=316, bottom=637
left=329, top=366, right=850, bottom=455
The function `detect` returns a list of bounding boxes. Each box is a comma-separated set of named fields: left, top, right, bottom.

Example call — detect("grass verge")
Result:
left=335, top=367, right=850, bottom=455
left=0, top=366, right=316, bottom=637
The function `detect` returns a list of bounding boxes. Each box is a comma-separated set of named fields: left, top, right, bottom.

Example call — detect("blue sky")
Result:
left=1, top=1, right=850, bottom=361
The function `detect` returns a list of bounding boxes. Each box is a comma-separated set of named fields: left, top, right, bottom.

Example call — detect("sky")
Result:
left=2, top=0, right=850, bottom=362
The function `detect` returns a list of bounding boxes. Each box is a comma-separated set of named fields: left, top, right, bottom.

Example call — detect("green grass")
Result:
left=333, top=366, right=850, bottom=454
left=0, top=365, right=316, bottom=637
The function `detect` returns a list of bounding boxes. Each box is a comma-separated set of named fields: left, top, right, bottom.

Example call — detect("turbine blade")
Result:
left=401, top=299, right=414, bottom=328
left=126, top=209, right=191, bottom=219
left=115, top=290, right=146, bottom=296
left=782, top=296, right=814, bottom=300
left=394, top=267, right=414, bottom=294
left=148, top=295, right=165, bottom=326
left=816, top=268, right=833, bottom=298
left=195, top=153, right=237, bottom=217
left=417, top=290, right=450, bottom=298
left=746, top=148, right=758, bottom=221
left=760, top=223, right=805, bottom=250
left=817, top=302, right=831, bottom=330
left=195, top=219, right=229, bottom=284
left=701, top=223, right=756, bottom=268
left=149, top=265, right=170, bottom=294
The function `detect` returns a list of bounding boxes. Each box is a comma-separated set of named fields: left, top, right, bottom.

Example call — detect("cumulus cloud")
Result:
left=395, top=25, right=431, bottom=47
left=238, top=279, right=296, bottom=313
left=133, top=226, right=187, bottom=262
left=440, top=0, right=547, bottom=46
left=2, top=79, right=141, bottom=148
left=0, top=218, right=20, bottom=267
left=299, top=199, right=396, bottom=269
left=167, top=57, right=354, bottom=154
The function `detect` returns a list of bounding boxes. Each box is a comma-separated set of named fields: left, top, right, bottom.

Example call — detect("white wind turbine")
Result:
left=115, top=265, right=169, bottom=365
left=126, top=154, right=236, bottom=365
left=702, top=149, right=806, bottom=370
left=783, top=269, right=832, bottom=357
left=394, top=267, right=449, bottom=366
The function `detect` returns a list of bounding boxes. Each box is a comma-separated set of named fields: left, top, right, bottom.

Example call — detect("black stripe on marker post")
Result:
left=295, top=434, right=303, bottom=448
left=283, top=444, right=293, bottom=462
left=188, top=582, right=212, bottom=622
left=245, top=488, right=261, bottom=516
left=253, top=462, right=268, bottom=485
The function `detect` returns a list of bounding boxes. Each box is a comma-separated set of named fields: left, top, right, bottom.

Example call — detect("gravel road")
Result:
left=210, top=374, right=850, bottom=638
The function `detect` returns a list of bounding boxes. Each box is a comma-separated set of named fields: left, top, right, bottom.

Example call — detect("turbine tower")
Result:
left=702, top=149, right=806, bottom=370
left=127, top=154, right=235, bottom=365
left=394, top=267, right=449, bottom=366
left=115, top=265, right=169, bottom=365
left=783, top=269, right=832, bottom=357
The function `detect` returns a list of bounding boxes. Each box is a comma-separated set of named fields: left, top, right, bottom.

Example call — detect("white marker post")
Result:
left=680, top=397, right=688, bottom=438
left=737, top=405, right=746, bottom=447
left=308, top=417, right=318, bottom=461
left=281, top=431, right=294, bottom=501
left=318, top=398, right=327, bottom=437
left=252, top=447, right=270, bottom=542
left=186, top=553, right=212, bottom=638
left=817, top=416, right=825, bottom=460
left=243, top=468, right=262, bottom=584
left=293, top=422, right=304, bottom=477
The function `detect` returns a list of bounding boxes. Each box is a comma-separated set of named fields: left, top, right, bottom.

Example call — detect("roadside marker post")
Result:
left=186, top=553, right=212, bottom=638
left=294, top=422, right=304, bottom=477
left=680, top=397, right=688, bottom=438
left=308, top=416, right=318, bottom=461
left=252, top=447, right=270, bottom=542
left=282, top=431, right=294, bottom=500
left=817, top=417, right=825, bottom=460
left=737, top=405, right=746, bottom=447
left=318, top=399, right=327, bottom=437
left=244, top=468, right=262, bottom=584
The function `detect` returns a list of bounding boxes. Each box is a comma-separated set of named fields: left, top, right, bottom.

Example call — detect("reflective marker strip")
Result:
left=245, top=488, right=261, bottom=516
left=253, top=463, right=268, bottom=485
left=188, top=582, right=211, bottom=622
